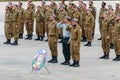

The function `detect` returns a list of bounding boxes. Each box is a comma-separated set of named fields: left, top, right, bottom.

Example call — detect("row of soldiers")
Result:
left=3, top=0, right=96, bottom=46
left=3, top=0, right=120, bottom=65
left=98, top=2, right=120, bottom=61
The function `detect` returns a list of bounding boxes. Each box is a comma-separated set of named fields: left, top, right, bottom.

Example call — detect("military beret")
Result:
left=104, top=11, right=109, bottom=15
left=51, top=13, right=56, bottom=18
left=76, top=6, right=80, bottom=9
left=72, top=18, right=78, bottom=22
left=87, top=8, right=92, bottom=11
left=116, top=3, right=119, bottom=5
left=65, top=16, right=71, bottom=20
left=60, top=5, right=65, bottom=8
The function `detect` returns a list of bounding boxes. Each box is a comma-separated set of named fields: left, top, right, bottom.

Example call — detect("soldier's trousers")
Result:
left=4, top=22, right=11, bottom=40
left=58, top=28, right=63, bottom=38
left=25, top=19, right=33, bottom=35
left=99, top=22, right=103, bottom=37
left=70, top=40, right=80, bottom=61
left=31, top=20, right=34, bottom=34
left=48, top=36, right=58, bottom=56
left=81, top=21, right=85, bottom=37
left=43, top=21, right=45, bottom=36
left=18, top=20, right=24, bottom=34
left=36, top=21, right=44, bottom=36
left=11, top=22, right=19, bottom=41
left=101, top=32, right=110, bottom=53
left=93, top=22, right=96, bottom=35
left=110, top=27, right=114, bottom=44
left=114, top=36, right=120, bottom=55
left=85, top=27, right=93, bottom=42
left=45, top=21, right=49, bottom=37
left=62, top=37, right=70, bottom=61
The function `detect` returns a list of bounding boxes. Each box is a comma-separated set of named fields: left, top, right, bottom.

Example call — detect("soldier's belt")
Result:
left=71, top=38, right=77, bottom=40
left=49, top=35, right=56, bottom=37
left=12, top=21, right=17, bottom=22
left=5, top=21, right=9, bottom=23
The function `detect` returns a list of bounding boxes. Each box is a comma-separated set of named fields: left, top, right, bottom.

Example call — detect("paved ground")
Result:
left=0, top=1, right=120, bottom=80
left=0, top=34, right=120, bottom=80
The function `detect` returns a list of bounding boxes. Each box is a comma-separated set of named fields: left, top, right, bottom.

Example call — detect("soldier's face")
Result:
left=28, top=0, right=32, bottom=3
left=71, top=21, right=76, bottom=26
left=50, top=15, right=54, bottom=21
left=27, top=4, right=30, bottom=9
left=63, top=18, right=67, bottom=23
left=103, top=13, right=107, bottom=18
left=5, top=7, right=9, bottom=11
left=60, top=7, right=63, bottom=11
left=116, top=4, right=119, bottom=8
left=87, top=10, right=90, bottom=14
left=89, top=2, right=92, bottom=6
left=37, top=7, right=40, bottom=11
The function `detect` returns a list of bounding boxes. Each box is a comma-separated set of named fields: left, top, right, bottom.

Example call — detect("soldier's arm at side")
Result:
left=77, top=27, right=82, bottom=45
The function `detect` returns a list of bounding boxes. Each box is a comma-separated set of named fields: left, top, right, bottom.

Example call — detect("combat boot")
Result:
left=29, top=34, right=32, bottom=40
left=4, top=39, right=11, bottom=44
left=40, top=36, right=44, bottom=41
left=73, top=61, right=80, bottom=67
left=25, top=34, right=30, bottom=39
left=48, top=55, right=54, bottom=63
left=99, top=53, right=106, bottom=59
left=104, top=53, right=109, bottom=59
left=69, top=60, right=76, bottom=66
left=45, top=39, right=48, bottom=42
left=50, top=56, right=58, bottom=63
left=11, top=40, right=18, bottom=45
left=110, top=43, right=114, bottom=49
left=81, top=36, right=86, bottom=42
left=98, top=37, right=101, bottom=40
left=113, top=55, right=120, bottom=61
left=87, top=42, right=91, bottom=46
left=34, top=36, right=40, bottom=41
left=84, top=42, right=89, bottom=46
left=19, top=33, right=23, bottom=39
left=92, top=33, right=94, bottom=39
left=61, top=60, right=70, bottom=65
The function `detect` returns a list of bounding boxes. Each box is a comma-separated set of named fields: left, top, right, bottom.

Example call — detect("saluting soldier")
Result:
left=113, top=14, right=120, bottom=61
left=98, top=2, right=107, bottom=40
left=25, top=3, right=34, bottom=40
left=28, top=0, right=35, bottom=38
left=73, top=6, right=81, bottom=27
left=48, top=14, right=58, bottom=63
left=81, top=3, right=87, bottom=42
left=44, top=5, right=53, bottom=41
left=99, top=12, right=110, bottom=59
left=18, top=2, right=25, bottom=39
left=108, top=7, right=115, bottom=49
left=84, top=8, right=94, bottom=47
left=67, top=3, right=75, bottom=19
left=34, top=6, right=44, bottom=41
left=4, top=6, right=12, bottom=44
left=66, top=18, right=82, bottom=67
left=50, top=0, right=57, bottom=14
left=115, top=3, right=120, bottom=15
left=89, top=1, right=96, bottom=38
left=57, top=16, right=71, bottom=65
left=40, top=1, right=46, bottom=37
left=57, top=5, right=67, bottom=43
left=11, top=4, right=19, bottom=45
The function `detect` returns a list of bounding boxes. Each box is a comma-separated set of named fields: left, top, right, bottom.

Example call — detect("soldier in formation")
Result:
left=4, top=0, right=120, bottom=64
